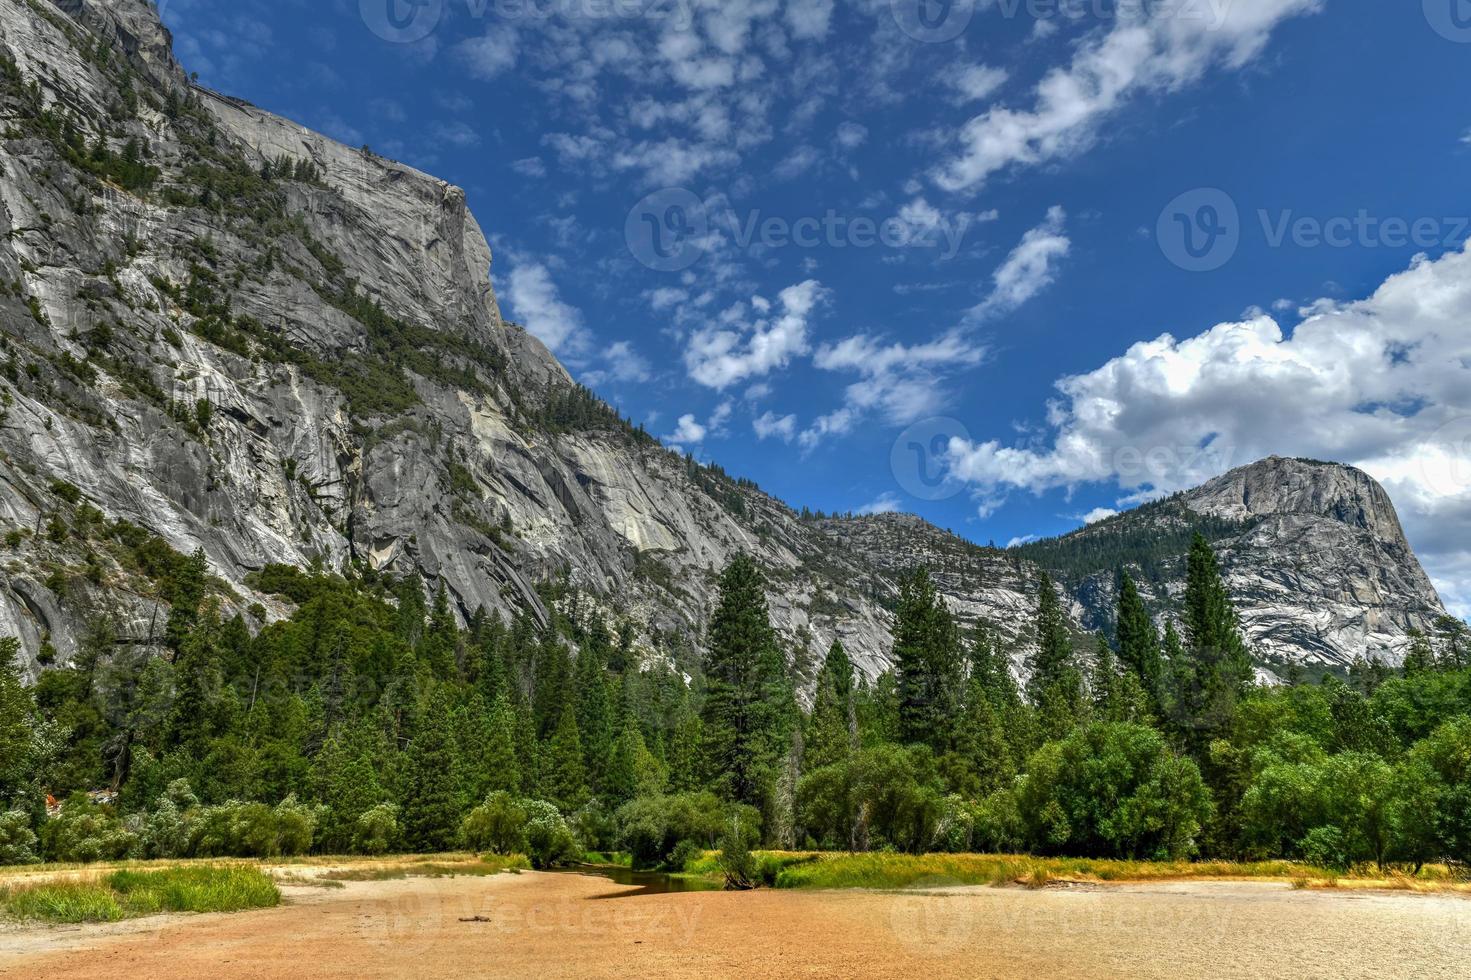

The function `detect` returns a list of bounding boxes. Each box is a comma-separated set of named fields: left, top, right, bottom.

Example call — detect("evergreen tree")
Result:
left=398, top=689, right=462, bottom=852
left=1116, top=572, right=1164, bottom=706
left=700, top=554, right=793, bottom=811
left=605, top=711, right=664, bottom=806
left=574, top=632, right=613, bottom=790
left=0, top=638, right=38, bottom=806
left=1169, top=534, right=1254, bottom=749
left=805, top=641, right=857, bottom=772
left=542, top=706, right=589, bottom=813
left=1027, top=572, right=1082, bottom=738
left=483, top=695, right=522, bottom=795
left=893, top=569, right=965, bottom=751
left=164, top=548, right=208, bottom=657
left=1402, top=628, right=1435, bottom=677
left=419, top=583, right=459, bottom=679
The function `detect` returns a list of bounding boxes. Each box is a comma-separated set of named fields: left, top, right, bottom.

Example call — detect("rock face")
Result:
left=0, top=1, right=1447, bottom=687
left=1019, top=458, right=1447, bottom=674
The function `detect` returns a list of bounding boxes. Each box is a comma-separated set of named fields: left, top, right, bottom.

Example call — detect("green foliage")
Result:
left=354, top=803, right=400, bottom=856
left=894, top=569, right=965, bottom=751
left=461, top=792, right=527, bottom=854
left=614, top=792, right=740, bottom=870
left=1014, top=723, right=1212, bottom=860
left=522, top=799, right=578, bottom=869
left=0, top=810, right=40, bottom=865
left=40, top=794, right=137, bottom=863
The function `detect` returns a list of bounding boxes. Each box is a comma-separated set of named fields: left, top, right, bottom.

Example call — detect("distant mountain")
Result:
left=0, top=1, right=1445, bottom=689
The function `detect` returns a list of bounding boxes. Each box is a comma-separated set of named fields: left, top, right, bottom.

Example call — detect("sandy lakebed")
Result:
left=1, top=866, right=1469, bottom=978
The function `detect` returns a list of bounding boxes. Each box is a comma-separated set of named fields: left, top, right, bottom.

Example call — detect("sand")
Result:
left=2, top=869, right=1468, bottom=978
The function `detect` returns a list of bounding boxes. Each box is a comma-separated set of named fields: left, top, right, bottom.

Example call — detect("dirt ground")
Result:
left=2, top=869, right=1469, bottom=979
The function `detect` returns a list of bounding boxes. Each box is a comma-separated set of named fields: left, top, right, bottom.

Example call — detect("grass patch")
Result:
left=321, top=854, right=529, bottom=882
left=0, top=865, right=279, bottom=923
left=751, top=853, right=1351, bottom=891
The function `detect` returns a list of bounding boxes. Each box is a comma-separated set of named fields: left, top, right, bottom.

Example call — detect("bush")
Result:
left=354, top=803, right=399, bottom=856
left=614, top=792, right=732, bottom=870
left=461, top=792, right=526, bottom=855
left=717, top=821, right=757, bottom=890
left=0, top=810, right=39, bottom=865
left=522, top=800, right=578, bottom=869
left=41, top=794, right=137, bottom=863
left=1016, top=723, right=1212, bottom=860
left=668, top=838, right=703, bottom=872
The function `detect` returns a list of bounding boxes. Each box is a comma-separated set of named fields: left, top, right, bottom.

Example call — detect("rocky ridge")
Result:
left=0, top=0, right=1448, bottom=687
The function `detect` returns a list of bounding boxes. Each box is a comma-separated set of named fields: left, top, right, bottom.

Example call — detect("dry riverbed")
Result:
left=2, top=862, right=1468, bottom=978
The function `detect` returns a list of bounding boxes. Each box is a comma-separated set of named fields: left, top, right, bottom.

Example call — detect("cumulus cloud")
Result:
left=581, top=341, right=652, bottom=387
left=455, top=29, right=518, bottom=80
left=503, top=260, right=586, bottom=355
left=753, top=410, right=798, bottom=442
left=970, top=206, right=1070, bottom=319
left=685, top=280, right=828, bottom=389
left=945, top=63, right=1008, bottom=103
left=858, top=492, right=904, bottom=516
left=933, top=1, right=1322, bottom=192
left=945, top=241, right=1471, bottom=616
left=665, top=400, right=733, bottom=446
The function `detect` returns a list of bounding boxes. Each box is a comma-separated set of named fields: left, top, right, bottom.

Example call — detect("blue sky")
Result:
left=158, top=1, right=1471, bottom=615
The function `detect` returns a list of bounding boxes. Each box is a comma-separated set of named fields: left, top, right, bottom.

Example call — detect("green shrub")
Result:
left=0, top=810, right=39, bottom=865
left=40, top=794, right=137, bottom=863
left=461, top=792, right=526, bottom=855
left=354, top=803, right=399, bottom=856
left=522, top=800, right=578, bottom=869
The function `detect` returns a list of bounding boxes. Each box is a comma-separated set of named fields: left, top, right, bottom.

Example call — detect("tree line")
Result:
left=2, top=535, right=1470, bottom=874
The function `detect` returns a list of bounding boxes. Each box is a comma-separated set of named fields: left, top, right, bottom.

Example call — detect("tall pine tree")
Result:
left=1027, top=572, right=1082, bottom=739
left=700, top=554, right=793, bottom=811
left=893, top=568, right=965, bottom=751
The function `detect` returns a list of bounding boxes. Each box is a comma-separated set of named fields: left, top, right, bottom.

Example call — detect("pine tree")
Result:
left=398, top=689, right=463, bottom=852
left=1116, top=572, right=1163, bottom=705
left=805, top=641, right=857, bottom=771
left=0, top=638, right=38, bottom=805
left=311, top=721, right=388, bottom=852
left=482, top=695, right=522, bottom=795
left=1402, top=628, right=1435, bottom=677
left=893, top=568, right=965, bottom=751
left=605, top=711, right=664, bottom=806
left=574, top=633, right=613, bottom=790
left=1027, top=572, right=1082, bottom=738
left=700, top=554, right=793, bottom=810
left=164, top=548, right=208, bottom=657
left=542, top=706, right=589, bottom=813
left=1169, top=534, right=1254, bottom=748
left=419, top=583, right=459, bottom=679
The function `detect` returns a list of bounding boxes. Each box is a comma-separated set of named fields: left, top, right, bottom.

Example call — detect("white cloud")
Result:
left=1081, top=507, right=1119, bottom=525
left=581, top=341, right=651, bottom=387
left=753, top=410, right=797, bottom=442
left=665, top=400, right=733, bottom=447
left=858, top=492, right=904, bottom=516
left=800, top=330, right=988, bottom=450
left=665, top=414, right=708, bottom=446
left=971, top=206, right=1071, bottom=319
left=685, top=280, right=827, bottom=389
left=933, top=1, right=1322, bottom=192
left=511, top=157, right=546, bottom=178
left=946, top=63, right=1008, bottom=103
left=503, top=261, right=586, bottom=355
left=786, top=0, right=835, bottom=40
left=455, top=29, right=519, bottom=80
left=945, top=240, right=1471, bottom=616
left=836, top=121, right=868, bottom=149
